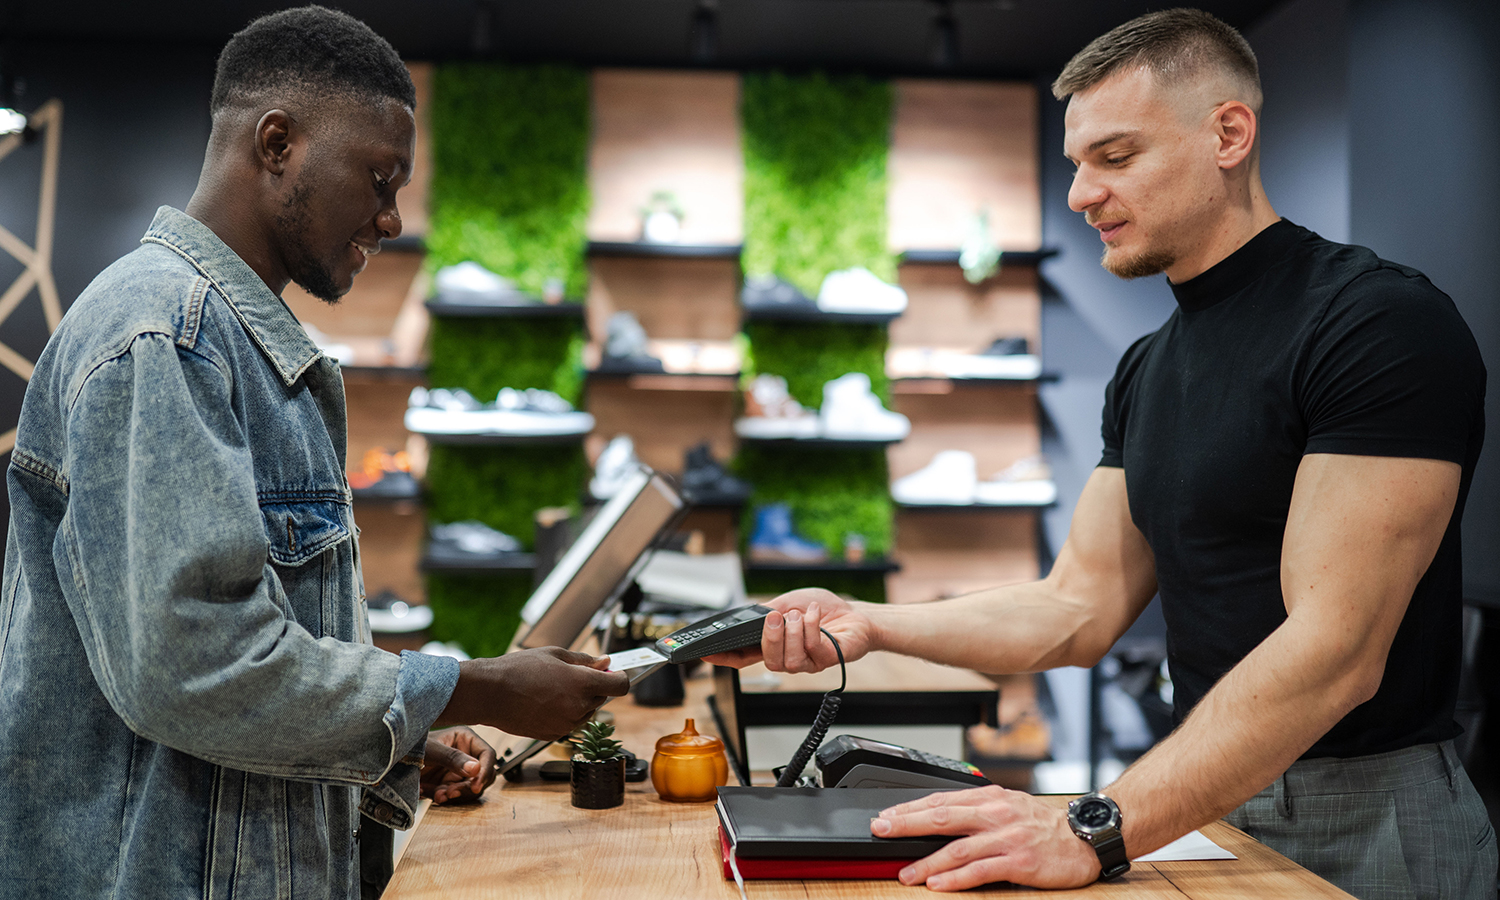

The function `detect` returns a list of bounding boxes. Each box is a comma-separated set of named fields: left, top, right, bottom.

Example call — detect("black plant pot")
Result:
left=570, top=756, right=626, bottom=809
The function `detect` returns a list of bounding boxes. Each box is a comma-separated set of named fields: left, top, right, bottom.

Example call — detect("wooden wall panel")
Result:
left=888, top=80, right=1040, bottom=252
left=587, top=69, right=743, bottom=245
left=354, top=503, right=427, bottom=604
left=889, top=510, right=1039, bottom=606
left=586, top=257, right=740, bottom=342
left=403, top=61, right=433, bottom=239
left=584, top=378, right=738, bottom=477
left=890, top=264, right=1040, bottom=351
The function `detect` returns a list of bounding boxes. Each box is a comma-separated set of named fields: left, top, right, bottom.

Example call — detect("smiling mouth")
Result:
left=1093, top=221, right=1126, bottom=243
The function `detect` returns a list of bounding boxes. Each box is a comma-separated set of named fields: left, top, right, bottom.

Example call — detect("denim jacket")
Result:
left=0, top=207, right=459, bottom=899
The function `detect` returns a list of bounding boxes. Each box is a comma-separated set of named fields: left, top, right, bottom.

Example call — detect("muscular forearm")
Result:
left=1106, top=612, right=1383, bottom=857
left=866, top=580, right=1110, bottom=674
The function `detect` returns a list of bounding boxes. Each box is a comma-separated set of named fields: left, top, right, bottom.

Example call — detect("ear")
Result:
left=254, top=109, right=294, bottom=176
left=1213, top=101, right=1257, bottom=171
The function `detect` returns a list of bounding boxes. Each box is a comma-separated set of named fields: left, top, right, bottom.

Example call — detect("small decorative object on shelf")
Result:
left=640, top=189, right=685, bottom=244
left=651, top=718, right=728, bottom=802
left=570, top=719, right=627, bottom=809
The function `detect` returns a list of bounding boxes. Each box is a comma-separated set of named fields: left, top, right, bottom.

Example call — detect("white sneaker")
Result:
left=590, top=434, right=642, bottom=499
left=405, top=386, right=594, bottom=437
left=433, top=261, right=533, bottom=306
left=820, top=373, right=910, bottom=441
left=943, top=353, right=1042, bottom=380
left=975, top=455, right=1057, bottom=506
left=892, top=450, right=978, bottom=505
left=734, top=374, right=820, bottom=439
left=816, top=267, right=908, bottom=315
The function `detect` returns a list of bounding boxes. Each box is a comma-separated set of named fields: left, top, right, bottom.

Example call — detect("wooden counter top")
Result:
left=383, top=667, right=1353, bottom=900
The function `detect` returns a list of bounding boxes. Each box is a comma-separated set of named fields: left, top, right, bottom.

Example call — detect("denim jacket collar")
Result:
left=141, top=205, right=321, bottom=387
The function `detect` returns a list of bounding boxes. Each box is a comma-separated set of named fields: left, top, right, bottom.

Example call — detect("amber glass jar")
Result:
left=651, top=718, right=729, bottom=802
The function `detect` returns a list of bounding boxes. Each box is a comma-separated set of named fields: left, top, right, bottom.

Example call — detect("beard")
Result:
left=274, top=177, right=345, bottom=304
left=1101, top=244, right=1175, bottom=280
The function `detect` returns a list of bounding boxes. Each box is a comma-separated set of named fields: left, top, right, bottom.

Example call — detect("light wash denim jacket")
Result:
left=0, top=207, right=460, bottom=899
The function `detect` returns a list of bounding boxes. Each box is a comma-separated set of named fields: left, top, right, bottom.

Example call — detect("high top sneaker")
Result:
left=819, top=373, right=910, bottom=440
left=748, top=503, right=828, bottom=563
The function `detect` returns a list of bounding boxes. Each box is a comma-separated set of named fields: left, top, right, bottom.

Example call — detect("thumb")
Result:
left=425, top=740, right=479, bottom=776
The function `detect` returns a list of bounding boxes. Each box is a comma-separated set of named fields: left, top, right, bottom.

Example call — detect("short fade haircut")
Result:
left=1052, top=8, right=1260, bottom=111
left=210, top=5, right=415, bottom=118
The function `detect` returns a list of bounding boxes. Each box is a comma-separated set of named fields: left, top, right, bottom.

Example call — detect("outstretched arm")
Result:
left=707, top=466, right=1159, bottom=677
left=878, top=453, right=1459, bottom=890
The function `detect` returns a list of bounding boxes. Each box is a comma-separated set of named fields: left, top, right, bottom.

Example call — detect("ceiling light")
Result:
left=690, top=0, right=718, bottom=63
left=929, top=0, right=959, bottom=71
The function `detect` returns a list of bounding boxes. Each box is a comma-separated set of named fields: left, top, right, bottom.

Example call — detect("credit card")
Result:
left=606, top=646, right=669, bottom=672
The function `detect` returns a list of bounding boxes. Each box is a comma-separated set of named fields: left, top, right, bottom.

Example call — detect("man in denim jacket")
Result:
left=0, top=8, right=628, bottom=899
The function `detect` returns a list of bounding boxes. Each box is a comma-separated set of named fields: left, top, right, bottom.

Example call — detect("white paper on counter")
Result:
left=1133, top=830, right=1238, bottom=862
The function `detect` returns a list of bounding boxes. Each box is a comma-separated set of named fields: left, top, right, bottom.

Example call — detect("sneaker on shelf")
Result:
left=432, top=261, right=536, bottom=306
left=596, top=311, right=665, bottom=374
left=816, top=267, right=908, bottom=315
left=943, top=335, right=1041, bottom=380
left=820, top=372, right=910, bottom=441
left=348, top=447, right=420, bottom=500
left=419, top=640, right=471, bottom=661
left=975, top=455, right=1058, bottom=506
left=590, top=434, right=643, bottom=500
left=734, top=374, right=820, bottom=439
left=740, top=274, right=818, bottom=313
left=679, top=441, right=752, bottom=505
left=405, top=385, right=595, bottom=437
left=428, top=520, right=524, bottom=561
left=365, top=589, right=434, bottom=634
left=892, top=450, right=978, bottom=505
left=748, top=503, right=828, bottom=563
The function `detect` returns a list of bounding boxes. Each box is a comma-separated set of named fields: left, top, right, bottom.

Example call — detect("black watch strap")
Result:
left=1091, top=831, right=1131, bottom=881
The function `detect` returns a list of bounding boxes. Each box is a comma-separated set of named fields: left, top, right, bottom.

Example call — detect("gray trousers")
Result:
left=1225, top=741, right=1497, bottom=900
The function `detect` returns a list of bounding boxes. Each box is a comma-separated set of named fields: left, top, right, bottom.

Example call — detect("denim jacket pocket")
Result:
left=260, top=496, right=349, bottom=568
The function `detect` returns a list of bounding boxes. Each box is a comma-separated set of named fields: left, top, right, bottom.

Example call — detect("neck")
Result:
left=1165, top=170, right=1280, bottom=284
left=185, top=175, right=291, bottom=297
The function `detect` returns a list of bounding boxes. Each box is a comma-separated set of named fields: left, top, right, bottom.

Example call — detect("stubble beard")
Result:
left=1101, top=244, right=1175, bottom=280
left=274, top=177, right=346, bottom=304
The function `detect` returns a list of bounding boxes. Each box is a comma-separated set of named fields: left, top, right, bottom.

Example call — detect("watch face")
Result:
left=1075, top=798, right=1114, bottom=831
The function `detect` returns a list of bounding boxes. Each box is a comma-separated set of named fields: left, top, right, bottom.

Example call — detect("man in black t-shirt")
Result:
left=709, top=9, right=1496, bottom=899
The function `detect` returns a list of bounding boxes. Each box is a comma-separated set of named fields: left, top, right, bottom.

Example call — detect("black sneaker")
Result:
left=597, top=311, right=666, bottom=374
left=980, top=336, right=1029, bottom=356
left=740, top=274, right=818, bottom=312
left=679, top=442, right=752, bottom=505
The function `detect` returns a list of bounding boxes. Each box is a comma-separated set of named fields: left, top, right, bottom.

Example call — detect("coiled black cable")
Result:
left=774, top=628, right=846, bottom=787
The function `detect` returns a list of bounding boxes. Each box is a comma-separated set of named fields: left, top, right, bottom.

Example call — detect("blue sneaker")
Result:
left=748, top=503, right=828, bottom=563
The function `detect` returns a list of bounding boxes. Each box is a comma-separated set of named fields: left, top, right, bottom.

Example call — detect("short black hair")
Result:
left=211, top=5, right=415, bottom=117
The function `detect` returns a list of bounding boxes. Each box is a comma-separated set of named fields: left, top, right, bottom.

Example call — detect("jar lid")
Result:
left=654, top=718, right=725, bottom=756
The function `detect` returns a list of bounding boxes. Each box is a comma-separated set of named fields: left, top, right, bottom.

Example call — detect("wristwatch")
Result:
left=1066, top=792, right=1130, bottom=881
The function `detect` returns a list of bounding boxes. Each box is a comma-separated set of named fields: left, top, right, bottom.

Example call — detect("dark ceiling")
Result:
left=5, top=0, right=1287, bottom=78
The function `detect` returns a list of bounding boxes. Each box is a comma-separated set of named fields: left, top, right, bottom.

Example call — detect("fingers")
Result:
left=425, top=739, right=480, bottom=779
left=880, top=785, right=1005, bottom=820
left=760, top=609, right=787, bottom=670
left=899, top=840, right=1018, bottom=892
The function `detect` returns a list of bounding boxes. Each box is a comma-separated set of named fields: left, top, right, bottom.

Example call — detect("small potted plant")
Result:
left=569, top=719, right=627, bottom=809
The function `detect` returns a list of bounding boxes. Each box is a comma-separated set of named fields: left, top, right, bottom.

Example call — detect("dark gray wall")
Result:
left=0, top=41, right=213, bottom=523
left=1347, top=0, right=1500, bottom=601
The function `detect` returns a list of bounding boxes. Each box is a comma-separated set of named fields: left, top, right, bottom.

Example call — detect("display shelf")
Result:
left=742, top=305, right=902, bottom=326
left=898, top=247, right=1059, bottom=267
left=587, top=240, right=743, bottom=260
left=415, top=431, right=590, bottom=447
left=735, top=433, right=905, bottom=450
left=743, top=556, right=901, bottom=575
left=419, top=550, right=537, bottom=574
left=896, top=499, right=1054, bottom=511
left=423, top=299, right=587, bottom=320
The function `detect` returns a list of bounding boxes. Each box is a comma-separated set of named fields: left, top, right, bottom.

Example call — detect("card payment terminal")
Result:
left=814, top=734, right=991, bottom=789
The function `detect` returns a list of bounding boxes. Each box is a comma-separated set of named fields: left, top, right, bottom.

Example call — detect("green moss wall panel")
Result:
left=427, top=63, right=592, bottom=298
left=426, top=572, right=534, bottom=658
left=741, top=321, right=889, bottom=410
left=741, top=71, right=895, bottom=296
left=737, top=443, right=892, bottom=559
left=424, top=444, right=586, bottom=550
left=426, top=317, right=585, bottom=406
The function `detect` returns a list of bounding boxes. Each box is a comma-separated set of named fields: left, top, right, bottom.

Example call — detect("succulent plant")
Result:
left=570, top=719, right=624, bottom=762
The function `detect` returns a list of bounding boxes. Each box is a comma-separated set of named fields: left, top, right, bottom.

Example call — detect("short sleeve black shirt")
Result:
left=1100, top=219, right=1485, bottom=758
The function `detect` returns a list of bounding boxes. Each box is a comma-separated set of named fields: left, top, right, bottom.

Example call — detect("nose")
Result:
left=376, top=203, right=402, bottom=241
left=1067, top=166, right=1106, bottom=214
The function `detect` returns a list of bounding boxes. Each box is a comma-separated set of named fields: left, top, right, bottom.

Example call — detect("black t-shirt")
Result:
left=1100, top=219, right=1485, bottom=759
